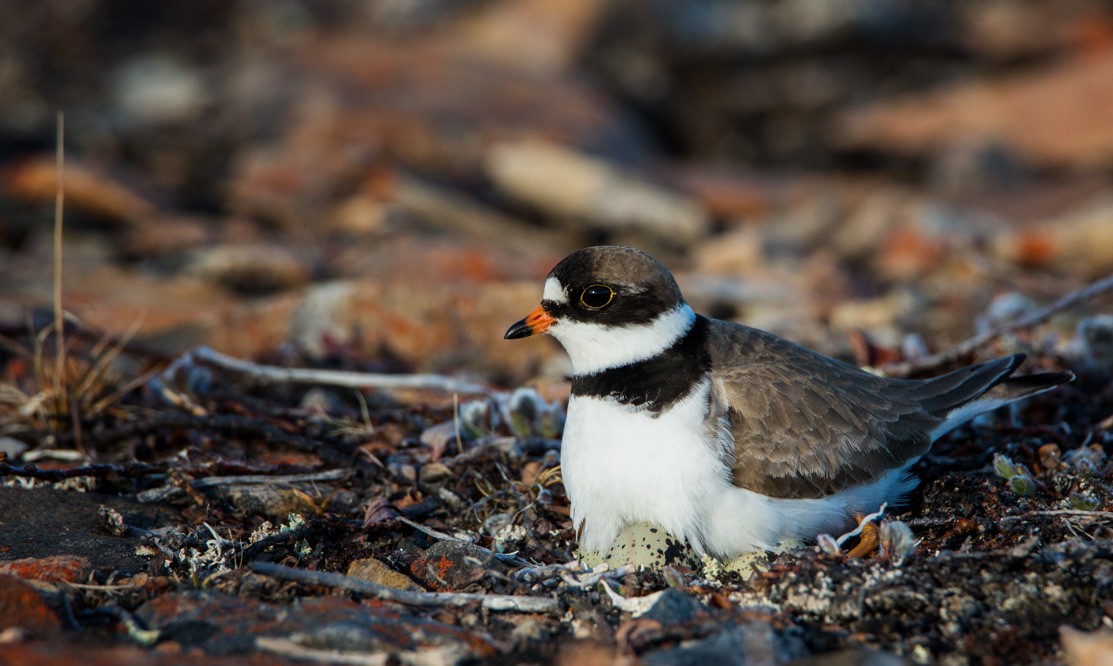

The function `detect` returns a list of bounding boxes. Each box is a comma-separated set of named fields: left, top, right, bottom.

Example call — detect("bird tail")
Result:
left=911, top=354, right=1073, bottom=441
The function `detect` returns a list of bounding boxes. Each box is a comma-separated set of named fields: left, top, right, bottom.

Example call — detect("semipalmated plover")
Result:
left=505, top=246, right=1072, bottom=559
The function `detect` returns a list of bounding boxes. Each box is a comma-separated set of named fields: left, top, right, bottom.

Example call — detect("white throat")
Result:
left=550, top=302, right=696, bottom=375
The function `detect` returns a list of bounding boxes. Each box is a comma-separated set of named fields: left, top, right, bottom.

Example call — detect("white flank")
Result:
left=702, top=465, right=918, bottom=557
left=930, top=396, right=1011, bottom=441
left=550, top=303, right=695, bottom=374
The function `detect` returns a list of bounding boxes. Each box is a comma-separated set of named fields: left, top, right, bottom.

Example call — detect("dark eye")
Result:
left=580, top=284, right=615, bottom=309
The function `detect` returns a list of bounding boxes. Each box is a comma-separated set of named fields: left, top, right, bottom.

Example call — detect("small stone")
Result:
left=643, top=622, right=807, bottom=666
left=346, top=558, right=422, bottom=592
left=0, top=437, right=29, bottom=459
left=409, top=541, right=507, bottom=592
left=418, top=462, right=454, bottom=486
left=640, top=588, right=712, bottom=624
left=1038, top=444, right=1063, bottom=471
left=205, top=484, right=327, bottom=518
left=509, top=617, right=546, bottom=646
left=388, top=463, right=418, bottom=486
left=97, top=505, right=128, bottom=537
left=419, top=422, right=464, bottom=459
left=492, top=524, right=529, bottom=554
left=1063, top=445, right=1107, bottom=475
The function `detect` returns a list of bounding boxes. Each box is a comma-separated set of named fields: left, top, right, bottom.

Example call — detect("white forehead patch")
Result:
left=543, top=276, right=568, bottom=304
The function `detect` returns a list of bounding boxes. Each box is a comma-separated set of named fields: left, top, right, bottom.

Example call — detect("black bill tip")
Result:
left=504, top=318, right=533, bottom=340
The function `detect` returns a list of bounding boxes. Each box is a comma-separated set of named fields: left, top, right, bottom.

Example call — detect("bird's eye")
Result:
left=579, top=284, right=615, bottom=310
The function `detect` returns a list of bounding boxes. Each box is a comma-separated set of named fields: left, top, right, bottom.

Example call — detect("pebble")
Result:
left=346, top=558, right=422, bottom=592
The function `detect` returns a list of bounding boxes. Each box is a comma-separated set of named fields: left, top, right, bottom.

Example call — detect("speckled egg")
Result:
left=577, top=522, right=699, bottom=569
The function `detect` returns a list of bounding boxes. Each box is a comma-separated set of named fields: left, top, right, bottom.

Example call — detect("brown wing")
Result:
left=706, top=320, right=940, bottom=499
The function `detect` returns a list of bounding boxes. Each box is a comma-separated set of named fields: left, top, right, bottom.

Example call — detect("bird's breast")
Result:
left=559, top=378, right=732, bottom=552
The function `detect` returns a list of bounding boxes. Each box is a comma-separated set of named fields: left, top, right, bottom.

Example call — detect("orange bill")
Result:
left=504, top=305, right=555, bottom=339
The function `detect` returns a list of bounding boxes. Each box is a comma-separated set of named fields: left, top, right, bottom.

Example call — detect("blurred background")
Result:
left=2, top=0, right=1111, bottom=384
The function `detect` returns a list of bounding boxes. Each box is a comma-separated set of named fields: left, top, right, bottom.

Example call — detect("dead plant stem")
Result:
left=881, top=273, right=1113, bottom=376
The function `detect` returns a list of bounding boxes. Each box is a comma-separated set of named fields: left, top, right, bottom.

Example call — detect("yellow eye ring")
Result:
left=580, top=284, right=615, bottom=309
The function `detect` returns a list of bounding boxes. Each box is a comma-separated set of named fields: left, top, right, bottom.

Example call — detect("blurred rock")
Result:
left=643, top=621, right=805, bottom=666
left=137, top=590, right=498, bottom=657
left=454, top=0, right=608, bottom=74
left=828, top=292, right=918, bottom=336
left=961, top=2, right=1113, bottom=59
left=119, top=215, right=211, bottom=260
left=2, top=155, right=159, bottom=224
left=991, top=197, right=1113, bottom=277
left=663, top=165, right=805, bottom=222
left=641, top=588, right=712, bottom=624
left=185, top=243, right=314, bottom=294
left=227, top=31, right=654, bottom=233
left=0, top=436, right=29, bottom=459
left=835, top=54, right=1113, bottom=170
left=486, top=140, right=709, bottom=244
left=1060, top=625, right=1113, bottom=666
left=0, top=575, right=61, bottom=636
left=1065, top=315, right=1113, bottom=377
left=112, top=53, right=209, bottom=127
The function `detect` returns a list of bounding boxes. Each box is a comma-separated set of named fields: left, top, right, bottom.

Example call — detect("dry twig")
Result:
left=881, top=273, right=1113, bottom=376
left=251, top=561, right=561, bottom=613
left=166, top=346, right=494, bottom=396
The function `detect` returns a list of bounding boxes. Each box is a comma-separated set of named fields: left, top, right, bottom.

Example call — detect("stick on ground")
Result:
left=251, top=561, right=561, bottom=613
left=167, top=346, right=494, bottom=396
left=881, top=273, right=1113, bottom=376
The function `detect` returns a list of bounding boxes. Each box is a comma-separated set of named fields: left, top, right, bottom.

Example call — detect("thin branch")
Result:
left=239, top=523, right=330, bottom=562
left=137, top=469, right=349, bottom=503
left=255, top=637, right=398, bottom=665
left=0, top=460, right=167, bottom=482
left=836, top=502, right=887, bottom=548
left=250, top=561, right=561, bottom=613
left=53, top=111, right=65, bottom=393
left=999, top=510, right=1113, bottom=523
left=174, top=346, right=495, bottom=396
left=48, top=412, right=359, bottom=468
left=396, top=516, right=470, bottom=543
left=0, top=457, right=325, bottom=483
left=881, top=273, right=1113, bottom=377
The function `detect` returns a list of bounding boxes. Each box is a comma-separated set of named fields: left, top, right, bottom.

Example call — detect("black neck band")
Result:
left=570, top=315, right=711, bottom=415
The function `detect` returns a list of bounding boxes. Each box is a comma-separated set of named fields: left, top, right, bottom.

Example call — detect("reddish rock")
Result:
left=409, top=541, right=508, bottom=592
left=228, top=31, right=653, bottom=231
left=960, top=3, right=1113, bottom=58
left=0, top=575, right=61, bottom=635
left=0, top=556, right=91, bottom=584
left=662, top=165, right=807, bottom=222
left=136, top=590, right=498, bottom=658
left=0, top=641, right=296, bottom=665
left=991, top=198, right=1113, bottom=277
left=2, top=155, right=159, bottom=224
left=835, top=54, right=1113, bottom=170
